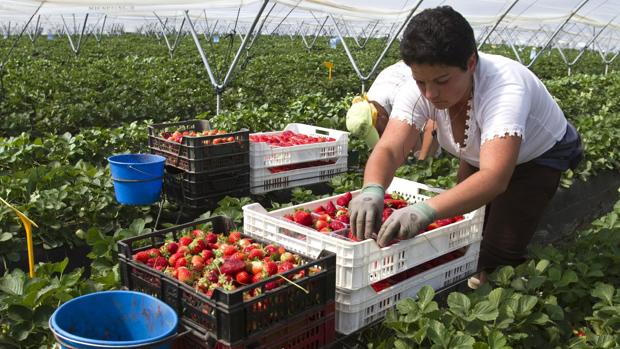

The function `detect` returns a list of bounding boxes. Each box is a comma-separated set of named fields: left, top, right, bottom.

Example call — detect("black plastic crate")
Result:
left=118, top=216, right=336, bottom=347
left=164, top=166, right=249, bottom=197
left=173, top=302, right=336, bottom=349
left=151, top=148, right=250, bottom=173
left=148, top=120, right=250, bottom=159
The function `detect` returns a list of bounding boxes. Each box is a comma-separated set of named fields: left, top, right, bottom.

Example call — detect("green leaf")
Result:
left=7, top=304, right=33, bottom=321
left=558, top=270, right=578, bottom=287
left=535, top=259, right=550, bottom=273
left=417, top=286, right=436, bottom=311
left=592, top=283, right=615, bottom=305
left=543, top=303, right=565, bottom=321
left=487, top=330, right=508, bottom=349
left=526, top=312, right=550, bottom=325
left=447, top=292, right=471, bottom=314
left=0, top=271, right=25, bottom=296
left=33, top=305, right=55, bottom=328
left=9, top=321, right=34, bottom=341
left=472, top=301, right=499, bottom=322
left=0, top=232, right=12, bottom=241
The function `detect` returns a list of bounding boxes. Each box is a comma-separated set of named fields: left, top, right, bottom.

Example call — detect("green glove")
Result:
left=349, top=184, right=385, bottom=240
left=376, top=202, right=436, bottom=247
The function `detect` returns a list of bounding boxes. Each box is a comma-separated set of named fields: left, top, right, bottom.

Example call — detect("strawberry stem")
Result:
left=277, top=274, right=309, bottom=294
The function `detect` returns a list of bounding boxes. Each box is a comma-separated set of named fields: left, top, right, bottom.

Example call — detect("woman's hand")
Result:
left=349, top=186, right=385, bottom=240
left=376, top=202, right=436, bottom=247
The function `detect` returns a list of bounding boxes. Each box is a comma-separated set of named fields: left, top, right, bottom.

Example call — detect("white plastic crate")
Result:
left=249, top=123, right=349, bottom=169
left=250, top=156, right=347, bottom=194
left=243, top=177, right=485, bottom=289
left=335, top=242, right=480, bottom=335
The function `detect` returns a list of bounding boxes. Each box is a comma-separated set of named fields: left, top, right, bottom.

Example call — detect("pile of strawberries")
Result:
left=280, top=191, right=465, bottom=244
left=268, top=160, right=337, bottom=174
left=132, top=229, right=310, bottom=298
left=250, top=130, right=336, bottom=147
left=161, top=129, right=235, bottom=144
left=369, top=248, right=466, bottom=292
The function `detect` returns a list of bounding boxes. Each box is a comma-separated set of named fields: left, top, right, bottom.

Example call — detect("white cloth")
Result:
left=367, top=61, right=412, bottom=116
left=390, top=52, right=567, bottom=168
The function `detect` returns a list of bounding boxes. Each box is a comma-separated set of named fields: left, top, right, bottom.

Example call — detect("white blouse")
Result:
left=390, top=52, right=567, bottom=168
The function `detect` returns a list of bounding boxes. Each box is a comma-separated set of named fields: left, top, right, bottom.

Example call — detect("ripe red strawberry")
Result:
left=247, top=249, right=265, bottom=260
left=235, top=271, right=251, bottom=285
left=191, top=229, right=204, bottom=238
left=176, top=267, right=193, bottom=284
left=382, top=208, right=394, bottom=223
left=330, top=220, right=345, bottom=231
left=174, top=256, right=188, bottom=268
left=313, top=205, right=326, bottom=214
left=146, top=248, right=160, bottom=258
left=252, top=272, right=265, bottom=283
left=319, top=227, right=332, bottom=234
left=191, top=255, right=205, bottom=271
left=230, top=251, right=246, bottom=261
left=228, top=231, right=242, bottom=244
left=264, top=261, right=278, bottom=276
left=283, top=213, right=295, bottom=221
left=336, top=192, right=353, bottom=207
left=336, top=215, right=350, bottom=224
left=325, top=201, right=337, bottom=217
left=179, top=236, right=193, bottom=246
left=238, top=238, right=252, bottom=248
left=153, top=256, right=168, bottom=270
left=201, top=249, right=214, bottom=260
left=293, top=209, right=313, bottom=226
left=222, top=244, right=238, bottom=256
left=165, top=242, right=179, bottom=255
left=189, top=238, right=206, bottom=254
left=134, top=251, right=149, bottom=263
left=314, top=219, right=330, bottom=231
left=168, top=252, right=184, bottom=266
left=278, top=261, right=295, bottom=273
left=205, top=233, right=218, bottom=244
left=264, top=244, right=278, bottom=256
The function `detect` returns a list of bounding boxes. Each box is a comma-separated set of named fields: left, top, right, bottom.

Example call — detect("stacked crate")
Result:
left=148, top=120, right=250, bottom=209
left=249, top=123, right=348, bottom=194
left=118, top=216, right=337, bottom=348
left=242, top=177, right=485, bottom=334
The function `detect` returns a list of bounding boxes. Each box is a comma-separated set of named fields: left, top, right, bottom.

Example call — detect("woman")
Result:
left=346, top=60, right=439, bottom=159
left=349, top=6, right=582, bottom=286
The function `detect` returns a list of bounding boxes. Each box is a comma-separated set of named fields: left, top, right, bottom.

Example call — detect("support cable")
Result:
left=184, top=0, right=270, bottom=114
left=61, top=13, right=90, bottom=55
left=330, top=0, right=424, bottom=92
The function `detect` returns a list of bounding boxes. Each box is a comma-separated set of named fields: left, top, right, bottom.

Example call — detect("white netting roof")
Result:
left=0, top=0, right=619, bottom=51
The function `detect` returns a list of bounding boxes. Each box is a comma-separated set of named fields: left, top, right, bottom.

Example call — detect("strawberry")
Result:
left=325, top=201, right=337, bottom=217
left=314, top=219, right=330, bottom=231
left=191, top=255, right=205, bottom=271
left=146, top=248, right=160, bottom=258
left=201, top=249, right=214, bottom=260
left=189, top=238, right=206, bottom=254
left=252, top=272, right=265, bottom=283
left=238, top=238, right=252, bottom=248
left=191, top=229, right=205, bottom=238
left=293, top=209, right=313, bottom=227
left=319, top=227, right=332, bottom=234
left=179, top=236, right=193, bottom=246
left=230, top=251, right=246, bottom=261
left=249, top=261, right=263, bottom=274
left=235, top=271, right=251, bottom=285
left=165, top=242, right=179, bottom=255
left=264, top=244, right=278, bottom=257
left=176, top=267, right=193, bottom=284
left=346, top=230, right=360, bottom=242
left=205, top=233, right=218, bottom=244
left=283, top=213, right=295, bottom=221
left=278, top=261, right=295, bottom=273
left=168, top=252, right=184, bottom=266
left=336, top=215, right=350, bottom=224
left=134, top=251, right=149, bottom=263
left=222, top=244, right=238, bottom=256
left=174, top=256, right=188, bottom=268
left=228, top=231, right=242, bottom=244
left=153, top=257, right=168, bottom=270
left=384, top=198, right=408, bottom=209
left=264, top=261, right=278, bottom=276
left=280, top=252, right=296, bottom=264
left=220, top=259, right=247, bottom=276
left=330, top=220, right=345, bottom=231
left=313, top=205, right=326, bottom=214
left=382, top=208, right=394, bottom=223
left=336, top=192, right=353, bottom=207
left=247, top=249, right=265, bottom=260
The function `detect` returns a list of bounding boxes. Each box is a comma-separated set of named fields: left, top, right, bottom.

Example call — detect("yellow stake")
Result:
left=323, top=61, right=334, bottom=80
left=0, top=198, right=38, bottom=278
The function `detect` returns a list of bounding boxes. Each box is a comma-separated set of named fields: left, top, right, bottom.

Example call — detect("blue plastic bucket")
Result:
left=50, top=290, right=179, bottom=349
left=108, top=154, right=165, bottom=205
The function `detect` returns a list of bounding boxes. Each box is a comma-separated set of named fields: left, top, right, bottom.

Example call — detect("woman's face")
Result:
left=410, top=55, right=476, bottom=110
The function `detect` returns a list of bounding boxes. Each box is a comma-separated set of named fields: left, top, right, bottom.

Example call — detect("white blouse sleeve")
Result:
left=389, top=80, right=428, bottom=132
left=478, top=79, right=530, bottom=145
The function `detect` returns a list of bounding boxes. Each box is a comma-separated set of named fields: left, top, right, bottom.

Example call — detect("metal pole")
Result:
left=527, top=0, right=592, bottom=68
left=329, top=0, right=424, bottom=90
left=477, top=0, right=520, bottom=50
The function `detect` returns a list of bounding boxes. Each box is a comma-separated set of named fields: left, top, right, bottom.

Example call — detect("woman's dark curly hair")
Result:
left=400, top=6, right=478, bottom=70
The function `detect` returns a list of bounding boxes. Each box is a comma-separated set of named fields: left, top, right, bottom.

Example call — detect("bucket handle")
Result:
left=51, top=323, right=191, bottom=349
left=112, top=165, right=163, bottom=183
